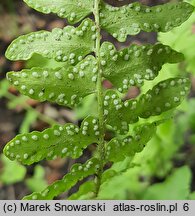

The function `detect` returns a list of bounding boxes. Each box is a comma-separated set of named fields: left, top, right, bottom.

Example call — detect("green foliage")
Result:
left=158, top=0, right=195, bottom=74
left=189, top=192, right=195, bottom=200
left=96, top=111, right=194, bottom=200
left=20, top=110, right=38, bottom=134
left=138, top=78, right=191, bottom=118
left=75, top=94, right=98, bottom=119
left=100, top=42, right=184, bottom=92
left=95, top=122, right=180, bottom=199
left=7, top=56, right=97, bottom=107
left=25, top=54, right=65, bottom=69
left=23, top=158, right=99, bottom=200
left=104, top=78, right=190, bottom=133
left=3, top=0, right=194, bottom=200
left=5, top=18, right=95, bottom=62
left=103, top=90, right=139, bottom=134
left=143, top=166, right=192, bottom=200
left=68, top=181, right=95, bottom=200
left=0, top=79, right=10, bottom=98
left=3, top=116, right=99, bottom=165
left=25, top=165, right=48, bottom=192
left=98, top=164, right=145, bottom=199
left=23, top=0, right=93, bottom=24
left=100, top=2, right=194, bottom=42
left=0, top=155, right=26, bottom=185
left=105, top=122, right=157, bottom=162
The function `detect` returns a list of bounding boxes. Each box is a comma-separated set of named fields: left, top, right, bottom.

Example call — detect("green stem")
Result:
left=94, top=0, right=105, bottom=197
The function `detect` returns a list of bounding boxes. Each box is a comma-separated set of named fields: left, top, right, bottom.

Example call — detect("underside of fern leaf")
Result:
left=3, top=117, right=99, bottom=165
left=23, top=158, right=100, bottom=200
left=7, top=56, right=97, bottom=107
left=5, top=18, right=95, bottom=62
left=100, top=2, right=194, bottom=42
left=3, top=0, right=194, bottom=200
